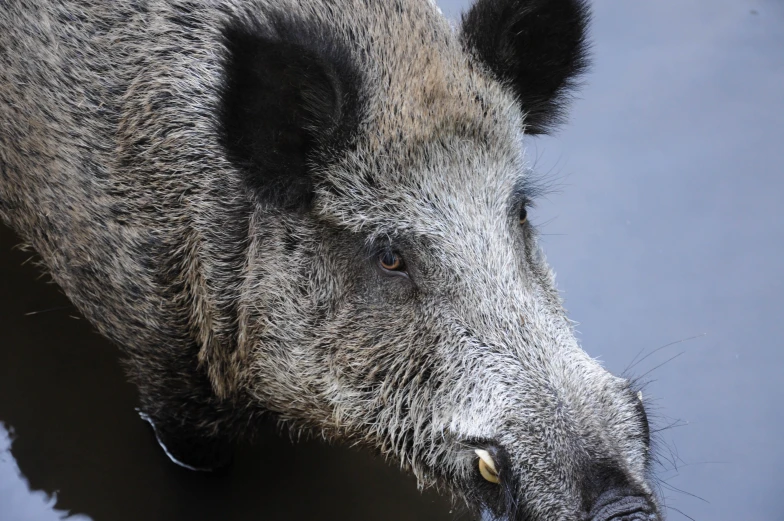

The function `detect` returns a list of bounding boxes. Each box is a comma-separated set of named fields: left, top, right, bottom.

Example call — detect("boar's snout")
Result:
left=473, top=441, right=661, bottom=521
left=453, top=361, right=659, bottom=521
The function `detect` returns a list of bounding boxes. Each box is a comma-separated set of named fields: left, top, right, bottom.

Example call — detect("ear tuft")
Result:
left=219, top=19, right=362, bottom=208
left=461, top=0, right=591, bottom=135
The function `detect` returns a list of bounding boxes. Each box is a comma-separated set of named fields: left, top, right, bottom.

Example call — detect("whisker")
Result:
left=658, top=482, right=708, bottom=503
left=652, top=438, right=683, bottom=473
left=650, top=418, right=688, bottom=434
left=635, top=352, right=686, bottom=381
left=625, top=334, right=705, bottom=374
left=664, top=504, right=697, bottom=521
left=533, top=216, right=559, bottom=229
left=625, top=345, right=649, bottom=374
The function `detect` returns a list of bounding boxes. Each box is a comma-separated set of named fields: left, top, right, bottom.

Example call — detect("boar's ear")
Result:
left=219, top=20, right=362, bottom=208
left=461, top=0, right=590, bottom=135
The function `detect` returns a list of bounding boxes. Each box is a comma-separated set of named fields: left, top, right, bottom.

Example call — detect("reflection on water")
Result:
left=0, top=218, right=451, bottom=521
left=0, top=423, right=91, bottom=521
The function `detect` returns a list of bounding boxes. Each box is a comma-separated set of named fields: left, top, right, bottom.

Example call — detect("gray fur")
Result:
left=0, top=1, right=660, bottom=519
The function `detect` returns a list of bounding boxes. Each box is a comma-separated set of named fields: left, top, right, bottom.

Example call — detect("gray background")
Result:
left=1, top=0, right=782, bottom=520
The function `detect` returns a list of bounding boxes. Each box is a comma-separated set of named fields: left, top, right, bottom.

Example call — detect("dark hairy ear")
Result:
left=461, top=0, right=591, bottom=135
left=219, top=18, right=362, bottom=208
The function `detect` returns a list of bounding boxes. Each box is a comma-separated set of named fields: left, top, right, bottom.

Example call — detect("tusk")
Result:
left=475, top=449, right=500, bottom=484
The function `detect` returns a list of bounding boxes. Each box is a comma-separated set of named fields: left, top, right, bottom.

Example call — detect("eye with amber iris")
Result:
left=519, top=205, right=528, bottom=225
left=378, top=251, right=405, bottom=272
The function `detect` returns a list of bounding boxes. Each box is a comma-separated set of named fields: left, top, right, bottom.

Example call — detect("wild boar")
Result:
left=0, top=0, right=659, bottom=519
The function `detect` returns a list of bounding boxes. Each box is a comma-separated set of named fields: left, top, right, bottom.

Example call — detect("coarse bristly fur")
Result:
left=0, top=0, right=661, bottom=519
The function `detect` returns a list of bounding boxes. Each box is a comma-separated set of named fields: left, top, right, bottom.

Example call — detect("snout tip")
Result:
left=588, top=489, right=659, bottom=521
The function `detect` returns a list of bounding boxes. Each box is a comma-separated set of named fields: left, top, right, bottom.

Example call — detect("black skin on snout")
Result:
left=475, top=479, right=659, bottom=521
left=588, top=489, right=659, bottom=521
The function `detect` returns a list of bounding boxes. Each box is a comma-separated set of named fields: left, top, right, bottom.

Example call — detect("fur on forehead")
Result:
left=313, top=129, right=531, bottom=240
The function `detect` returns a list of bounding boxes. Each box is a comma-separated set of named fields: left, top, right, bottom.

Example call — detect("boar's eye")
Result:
left=519, top=205, right=528, bottom=225
left=378, top=251, right=405, bottom=272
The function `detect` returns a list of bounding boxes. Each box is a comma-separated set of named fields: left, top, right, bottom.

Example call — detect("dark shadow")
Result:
left=0, top=223, right=455, bottom=521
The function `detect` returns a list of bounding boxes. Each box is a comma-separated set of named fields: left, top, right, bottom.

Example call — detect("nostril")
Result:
left=589, top=489, right=658, bottom=521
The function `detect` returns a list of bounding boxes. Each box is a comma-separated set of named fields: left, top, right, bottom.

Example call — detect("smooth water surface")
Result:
left=2, top=1, right=783, bottom=520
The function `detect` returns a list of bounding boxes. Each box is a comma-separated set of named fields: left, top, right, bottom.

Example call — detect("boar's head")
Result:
left=212, top=0, right=661, bottom=519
